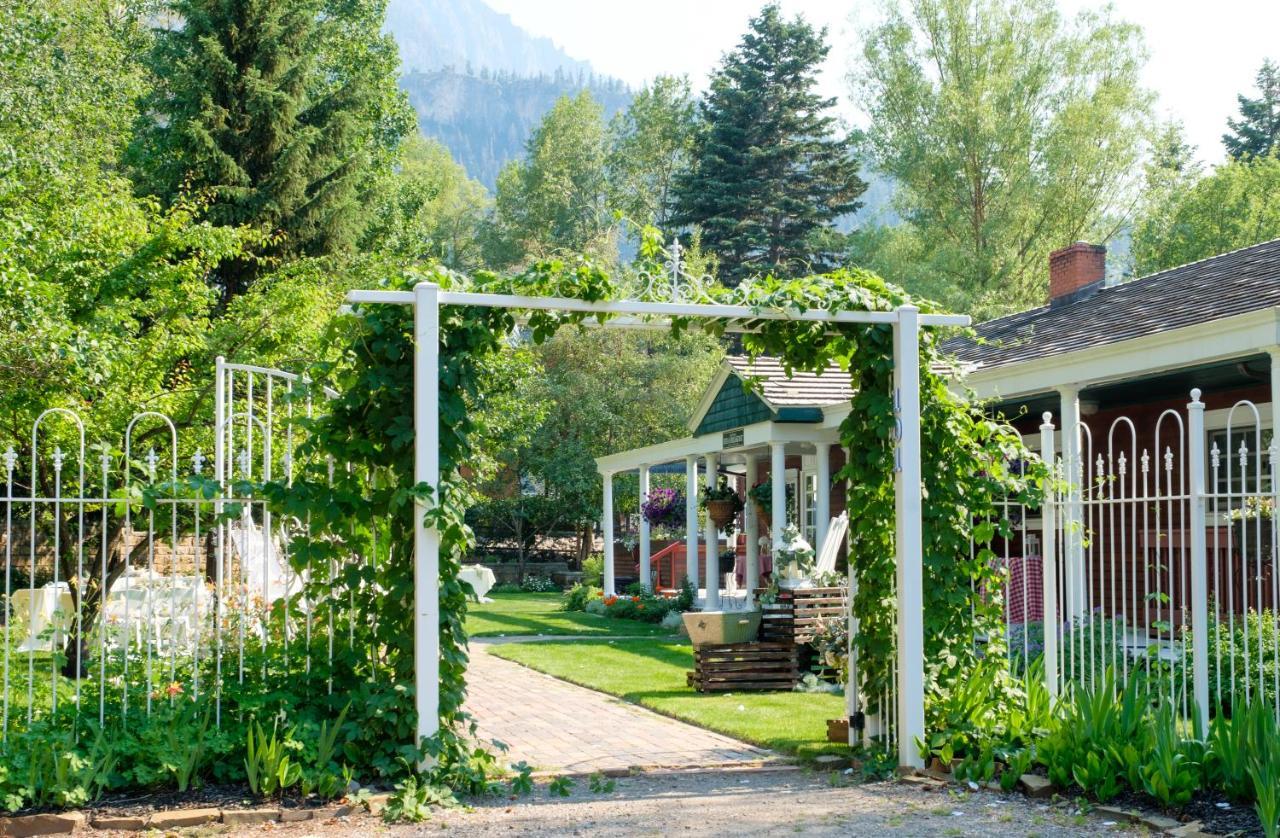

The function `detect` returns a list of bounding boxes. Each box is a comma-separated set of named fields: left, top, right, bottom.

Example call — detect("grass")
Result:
left=489, top=637, right=848, bottom=760
left=464, top=592, right=675, bottom=638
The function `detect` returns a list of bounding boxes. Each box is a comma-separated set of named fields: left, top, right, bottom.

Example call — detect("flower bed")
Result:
left=562, top=580, right=694, bottom=627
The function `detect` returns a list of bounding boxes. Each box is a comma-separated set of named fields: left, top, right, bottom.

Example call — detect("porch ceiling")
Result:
left=988, top=353, right=1271, bottom=420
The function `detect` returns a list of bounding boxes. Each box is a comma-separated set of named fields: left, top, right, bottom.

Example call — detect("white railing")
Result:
left=994, top=389, right=1280, bottom=725
left=0, top=359, right=359, bottom=744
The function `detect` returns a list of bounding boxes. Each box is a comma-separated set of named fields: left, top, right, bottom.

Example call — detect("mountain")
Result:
left=386, top=0, right=590, bottom=77
left=401, top=68, right=632, bottom=188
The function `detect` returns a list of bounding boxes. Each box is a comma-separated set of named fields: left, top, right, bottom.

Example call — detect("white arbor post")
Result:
left=1058, top=385, right=1085, bottom=622
left=744, top=456, right=759, bottom=602
left=770, top=442, right=786, bottom=551
left=704, top=453, right=720, bottom=609
left=1188, top=390, right=1209, bottom=732
left=685, top=455, right=699, bottom=590
left=893, top=305, right=926, bottom=770
left=843, top=445, right=862, bottom=747
left=638, top=465, right=651, bottom=592
left=1039, top=413, right=1059, bottom=700
left=602, top=470, right=616, bottom=596
left=412, top=282, right=441, bottom=761
left=816, top=444, right=831, bottom=552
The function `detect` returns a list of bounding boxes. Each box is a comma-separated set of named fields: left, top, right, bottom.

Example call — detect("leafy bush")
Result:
left=520, top=575, right=559, bottom=593
left=582, top=555, right=604, bottom=587
left=1191, top=609, right=1280, bottom=712
left=561, top=583, right=602, bottom=612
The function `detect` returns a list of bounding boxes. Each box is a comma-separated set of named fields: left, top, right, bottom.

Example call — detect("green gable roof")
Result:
left=695, top=376, right=772, bottom=435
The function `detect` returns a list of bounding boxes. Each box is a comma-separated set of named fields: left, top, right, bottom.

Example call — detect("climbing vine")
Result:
left=265, top=255, right=1044, bottom=785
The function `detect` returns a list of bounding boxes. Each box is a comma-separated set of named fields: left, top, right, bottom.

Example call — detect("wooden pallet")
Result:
left=757, top=586, right=847, bottom=644
left=686, top=641, right=800, bottom=692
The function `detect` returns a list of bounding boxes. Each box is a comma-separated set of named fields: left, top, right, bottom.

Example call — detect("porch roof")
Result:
left=944, top=237, right=1280, bottom=372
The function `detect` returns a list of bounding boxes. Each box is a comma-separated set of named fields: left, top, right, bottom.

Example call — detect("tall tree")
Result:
left=361, top=135, right=490, bottom=271
left=130, top=0, right=414, bottom=302
left=486, top=91, right=613, bottom=267
left=606, top=75, right=698, bottom=231
left=1129, top=122, right=1203, bottom=275
left=1130, top=154, right=1280, bottom=275
left=671, top=5, right=865, bottom=284
left=1224, top=59, right=1280, bottom=160
left=853, top=0, right=1151, bottom=316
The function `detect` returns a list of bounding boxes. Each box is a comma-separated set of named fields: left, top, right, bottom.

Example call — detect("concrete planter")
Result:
left=682, top=609, right=761, bottom=647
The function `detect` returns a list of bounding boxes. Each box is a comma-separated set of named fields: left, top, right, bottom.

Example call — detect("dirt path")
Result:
left=222, top=767, right=1138, bottom=837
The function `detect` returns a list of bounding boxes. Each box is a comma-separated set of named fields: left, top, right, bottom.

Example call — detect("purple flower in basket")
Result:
left=642, top=488, right=685, bottom=529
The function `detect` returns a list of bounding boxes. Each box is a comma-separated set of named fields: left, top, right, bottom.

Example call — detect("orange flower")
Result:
left=637, top=604, right=645, bottom=610
left=631, top=596, right=640, bottom=603
left=165, top=681, right=184, bottom=698
left=604, top=596, right=618, bottom=606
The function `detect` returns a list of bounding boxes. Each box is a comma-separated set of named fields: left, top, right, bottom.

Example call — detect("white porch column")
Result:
left=638, top=464, right=651, bottom=592
left=685, top=455, right=699, bottom=590
left=893, top=305, right=926, bottom=770
left=744, top=455, right=759, bottom=602
left=770, top=442, right=786, bottom=551
left=412, top=282, right=440, bottom=759
left=816, top=443, right=832, bottom=552
left=704, top=453, right=720, bottom=610
left=602, top=470, right=616, bottom=596
left=1058, top=385, right=1085, bottom=623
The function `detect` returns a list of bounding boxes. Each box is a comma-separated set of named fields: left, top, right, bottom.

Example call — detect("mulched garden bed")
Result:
left=14, top=783, right=342, bottom=820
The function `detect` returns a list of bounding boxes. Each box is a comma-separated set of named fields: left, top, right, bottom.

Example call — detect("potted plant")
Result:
left=774, top=524, right=816, bottom=588
left=701, top=477, right=744, bottom=533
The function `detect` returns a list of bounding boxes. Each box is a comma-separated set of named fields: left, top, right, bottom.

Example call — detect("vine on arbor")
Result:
left=272, top=257, right=1043, bottom=784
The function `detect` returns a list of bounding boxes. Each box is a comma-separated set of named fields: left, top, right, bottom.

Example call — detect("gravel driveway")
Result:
left=218, top=767, right=1139, bottom=837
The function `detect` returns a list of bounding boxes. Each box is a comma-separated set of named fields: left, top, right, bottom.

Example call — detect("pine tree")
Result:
left=671, top=5, right=864, bottom=284
left=1224, top=60, right=1280, bottom=160
left=131, top=0, right=413, bottom=302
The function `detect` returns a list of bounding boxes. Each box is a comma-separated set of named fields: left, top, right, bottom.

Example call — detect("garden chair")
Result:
left=812, top=512, right=849, bottom=578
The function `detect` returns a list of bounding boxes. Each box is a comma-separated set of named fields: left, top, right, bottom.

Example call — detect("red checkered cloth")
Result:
left=1004, top=555, right=1044, bottom=624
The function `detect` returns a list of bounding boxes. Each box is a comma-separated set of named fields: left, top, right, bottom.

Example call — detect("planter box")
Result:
left=682, top=610, right=761, bottom=647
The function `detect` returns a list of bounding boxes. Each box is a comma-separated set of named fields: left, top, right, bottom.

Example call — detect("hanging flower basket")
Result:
left=707, top=499, right=737, bottom=530
left=700, top=477, right=744, bottom=533
left=641, top=487, right=685, bottom=530
left=748, top=480, right=772, bottom=517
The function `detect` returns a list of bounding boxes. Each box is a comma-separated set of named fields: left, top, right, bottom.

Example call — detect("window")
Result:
left=803, top=473, right=818, bottom=546
left=1208, top=426, right=1273, bottom=497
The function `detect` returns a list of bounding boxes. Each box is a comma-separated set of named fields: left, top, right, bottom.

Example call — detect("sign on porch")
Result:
left=722, top=428, right=745, bottom=448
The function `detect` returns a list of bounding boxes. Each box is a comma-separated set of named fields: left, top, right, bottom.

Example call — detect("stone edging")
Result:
left=898, top=772, right=1216, bottom=837
left=0, top=794, right=391, bottom=837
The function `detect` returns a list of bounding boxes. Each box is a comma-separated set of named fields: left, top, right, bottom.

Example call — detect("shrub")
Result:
left=561, top=583, right=602, bottom=612
left=582, top=555, right=604, bottom=587
left=520, top=575, right=558, bottom=593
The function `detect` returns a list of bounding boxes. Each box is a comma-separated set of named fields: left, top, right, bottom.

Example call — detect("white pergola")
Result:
left=345, top=280, right=968, bottom=770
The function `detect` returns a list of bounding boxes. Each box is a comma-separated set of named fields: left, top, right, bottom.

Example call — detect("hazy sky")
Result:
left=483, top=0, right=1280, bottom=164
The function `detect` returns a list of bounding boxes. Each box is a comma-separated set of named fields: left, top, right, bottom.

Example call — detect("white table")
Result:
left=459, top=565, right=496, bottom=602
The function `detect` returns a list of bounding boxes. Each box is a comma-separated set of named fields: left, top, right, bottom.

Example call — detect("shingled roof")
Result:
left=943, top=238, right=1280, bottom=370
left=724, top=356, right=853, bottom=406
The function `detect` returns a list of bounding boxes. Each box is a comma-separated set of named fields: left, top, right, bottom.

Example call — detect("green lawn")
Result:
left=489, top=638, right=848, bottom=760
left=464, top=592, right=675, bottom=638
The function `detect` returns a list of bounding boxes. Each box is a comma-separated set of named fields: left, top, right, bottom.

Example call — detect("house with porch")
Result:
left=595, top=355, right=854, bottom=605
left=943, top=238, right=1280, bottom=638
left=598, top=236, right=1280, bottom=629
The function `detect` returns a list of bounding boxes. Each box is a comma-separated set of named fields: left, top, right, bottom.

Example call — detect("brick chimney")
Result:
left=1048, top=242, right=1106, bottom=306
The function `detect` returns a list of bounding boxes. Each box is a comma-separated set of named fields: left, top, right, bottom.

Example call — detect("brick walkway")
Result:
left=464, top=639, right=776, bottom=774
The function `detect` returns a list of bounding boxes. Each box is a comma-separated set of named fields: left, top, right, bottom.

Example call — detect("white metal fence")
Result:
left=0, top=358, right=360, bottom=743
left=995, top=389, right=1280, bottom=725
